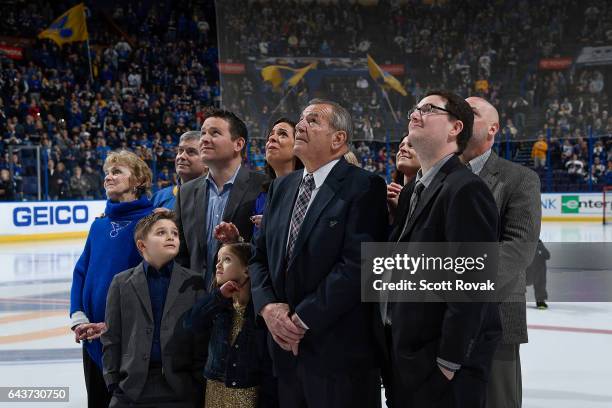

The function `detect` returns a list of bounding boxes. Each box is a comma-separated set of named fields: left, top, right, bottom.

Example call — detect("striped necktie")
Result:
left=286, top=173, right=316, bottom=263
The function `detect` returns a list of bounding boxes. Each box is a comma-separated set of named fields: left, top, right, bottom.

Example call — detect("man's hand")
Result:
left=438, top=365, right=455, bottom=381
left=179, top=276, right=208, bottom=293
left=214, top=222, right=241, bottom=244
left=290, top=314, right=308, bottom=330
left=261, top=303, right=305, bottom=351
left=289, top=314, right=309, bottom=356
left=271, top=333, right=293, bottom=352
left=219, top=280, right=241, bottom=298
left=290, top=341, right=299, bottom=356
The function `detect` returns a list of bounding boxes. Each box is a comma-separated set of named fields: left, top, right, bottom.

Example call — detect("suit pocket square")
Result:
left=329, top=220, right=339, bottom=228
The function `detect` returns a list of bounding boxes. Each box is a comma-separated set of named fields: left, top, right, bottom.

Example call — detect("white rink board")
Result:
left=0, top=201, right=106, bottom=236
left=541, top=192, right=608, bottom=220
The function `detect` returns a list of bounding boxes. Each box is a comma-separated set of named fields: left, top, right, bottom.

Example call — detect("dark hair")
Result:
left=211, top=242, right=252, bottom=291
left=262, top=117, right=304, bottom=192
left=424, top=90, right=474, bottom=154
left=220, top=242, right=253, bottom=268
left=392, top=169, right=404, bottom=185
left=134, top=211, right=177, bottom=246
left=203, top=107, right=248, bottom=143
left=271, top=117, right=296, bottom=131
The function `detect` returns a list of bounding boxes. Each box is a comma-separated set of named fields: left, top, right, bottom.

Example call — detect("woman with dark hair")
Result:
left=253, top=118, right=303, bottom=229
left=214, top=118, right=303, bottom=242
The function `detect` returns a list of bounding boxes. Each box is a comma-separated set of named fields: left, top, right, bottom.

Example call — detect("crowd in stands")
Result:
left=1, top=0, right=611, bottom=201
left=0, top=1, right=219, bottom=200
left=527, top=63, right=612, bottom=188
left=219, top=0, right=611, bottom=189
left=219, top=0, right=577, bottom=132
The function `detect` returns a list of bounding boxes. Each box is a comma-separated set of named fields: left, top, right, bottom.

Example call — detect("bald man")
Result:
left=462, top=97, right=541, bottom=408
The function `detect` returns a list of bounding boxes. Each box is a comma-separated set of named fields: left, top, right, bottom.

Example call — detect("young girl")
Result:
left=185, top=243, right=277, bottom=408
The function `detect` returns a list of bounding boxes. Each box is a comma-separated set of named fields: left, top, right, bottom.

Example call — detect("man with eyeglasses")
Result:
left=386, top=91, right=502, bottom=407
left=462, top=97, right=541, bottom=408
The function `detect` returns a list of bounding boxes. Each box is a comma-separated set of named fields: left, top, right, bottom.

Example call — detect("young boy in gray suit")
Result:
left=101, top=212, right=206, bottom=407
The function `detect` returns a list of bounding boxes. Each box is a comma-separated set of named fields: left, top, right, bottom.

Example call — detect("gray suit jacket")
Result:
left=174, top=166, right=267, bottom=283
left=479, top=151, right=541, bottom=344
left=101, top=262, right=206, bottom=402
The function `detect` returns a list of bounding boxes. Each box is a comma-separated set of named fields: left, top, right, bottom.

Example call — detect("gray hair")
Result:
left=308, top=98, right=353, bottom=143
left=179, top=130, right=201, bottom=144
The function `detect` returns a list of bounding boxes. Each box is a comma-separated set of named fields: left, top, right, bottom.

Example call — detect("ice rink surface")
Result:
left=0, top=222, right=610, bottom=407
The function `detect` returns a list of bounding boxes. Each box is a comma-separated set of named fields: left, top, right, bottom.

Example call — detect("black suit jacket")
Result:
left=175, top=166, right=267, bottom=284
left=250, top=158, right=388, bottom=375
left=389, top=155, right=502, bottom=403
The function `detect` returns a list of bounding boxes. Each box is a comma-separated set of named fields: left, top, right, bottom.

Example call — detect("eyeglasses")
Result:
left=408, top=103, right=457, bottom=120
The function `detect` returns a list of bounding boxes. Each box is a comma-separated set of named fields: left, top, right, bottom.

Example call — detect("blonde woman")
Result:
left=344, top=150, right=361, bottom=166
left=69, top=150, right=153, bottom=408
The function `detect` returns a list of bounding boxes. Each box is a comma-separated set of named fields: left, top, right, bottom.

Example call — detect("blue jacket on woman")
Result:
left=70, top=196, right=153, bottom=369
left=184, top=288, right=277, bottom=406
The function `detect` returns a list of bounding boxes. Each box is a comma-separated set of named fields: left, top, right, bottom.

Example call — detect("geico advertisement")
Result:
left=0, top=201, right=106, bottom=235
left=541, top=193, right=607, bottom=217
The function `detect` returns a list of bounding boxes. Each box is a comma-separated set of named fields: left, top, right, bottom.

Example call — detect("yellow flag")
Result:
left=38, top=3, right=89, bottom=46
left=261, top=62, right=317, bottom=90
left=261, top=65, right=288, bottom=89
left=287, top=62, right=318, bottom=87
left=367, top=54, right=407, bottom=96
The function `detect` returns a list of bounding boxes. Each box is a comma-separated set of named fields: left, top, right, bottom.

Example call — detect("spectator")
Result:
left=561, top=139, right=573, bottom=161
left=532, top=135, right=548, bottom=169
left=364, top=158, right=376, bottom=173
left=593, top=140, right=606, bottom=160
left=83, top=164, right=104, bottom=199
left=606, top=161, right=612, bottom=184
left=47, top=159, right=60, bottom=199
left=512, top=96, right=529, bottom=130
left=591, top=157, right=606, bottom=183
left=0, top=169, right=16, bottom=201
left=503, top=119, right=518, bottom=140
left=70, top=166, right=91, bottom=199
left=566, top=153, right=586, bottom=180
left=156, top=166, right=171, bottom=191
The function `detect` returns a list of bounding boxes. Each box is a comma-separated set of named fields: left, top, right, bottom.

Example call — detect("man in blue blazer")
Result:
left=250, top=99, right=388, bottom=408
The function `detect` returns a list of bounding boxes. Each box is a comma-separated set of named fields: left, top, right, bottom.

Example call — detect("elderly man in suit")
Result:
left=250, top=99, right=388, bottom=408
left=175, top=108, right=267, bottom=288
left=462, top=97, right=541, bottom=408
left=387, top=90, right=502, bottom=407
